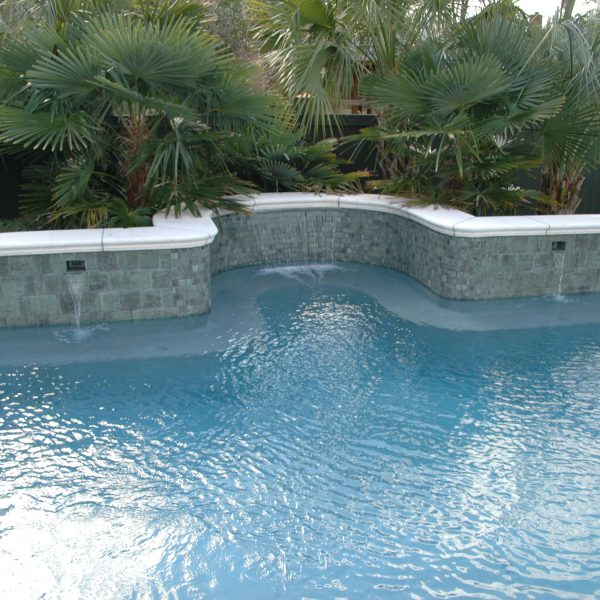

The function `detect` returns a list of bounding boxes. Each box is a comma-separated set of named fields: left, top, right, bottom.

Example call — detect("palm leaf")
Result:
left=0, top=34, right=39, bottom=74
left=0, top=106, right=96, bottom=151
left=51, top=156, right=96, bottom=206
left=91, top=75, right=199, bottom=121
left=296, top=0, right=334, bottom=31
left=259, top=159, right=304, bottom=188
left=361, top=71, right=429, bottom=117
left=541, top=103, right=600, bottom=174
left=83, top=13, right=229, bottom=92
left=423, top=55, right=511, bottom=116
left=26, top=45, right=101, bottom=100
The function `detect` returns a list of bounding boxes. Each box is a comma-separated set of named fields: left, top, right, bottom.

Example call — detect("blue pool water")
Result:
left=1, top=264, right=599, bottom=599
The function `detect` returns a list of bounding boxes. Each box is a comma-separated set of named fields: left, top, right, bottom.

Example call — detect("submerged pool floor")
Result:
left=1, top=264, right=599, bottom=599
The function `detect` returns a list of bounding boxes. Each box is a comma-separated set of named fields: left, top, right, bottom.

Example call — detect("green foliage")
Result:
left=0, top=217, right=36, bottom=232
left=250, top=0, right=472, bottom=133
left=251, top=0, right=600, bottom=215
left=228, top=127, right=367, bottom=193
left=0, top=0, right=273, bottom=228
left=358, top=15, right=572, bottom=214
left=251, top=0, right=371, bottom=132
left=0, top=0, right=362, bottom=228
left=537, top=14, right=600, bottom=212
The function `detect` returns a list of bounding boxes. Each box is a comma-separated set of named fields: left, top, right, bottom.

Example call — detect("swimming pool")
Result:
left=1, top=264, right=599, bottom=598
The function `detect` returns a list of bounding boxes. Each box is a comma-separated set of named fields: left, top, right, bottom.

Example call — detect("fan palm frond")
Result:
left=0, top=106, right=97, bottom=151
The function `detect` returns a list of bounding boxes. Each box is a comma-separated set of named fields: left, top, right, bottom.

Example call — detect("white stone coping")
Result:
left=0, top=208, right=218, bottom=256
left=1, top=193, right=600, bottom=256
left=246, top=193, right=600, bottom=237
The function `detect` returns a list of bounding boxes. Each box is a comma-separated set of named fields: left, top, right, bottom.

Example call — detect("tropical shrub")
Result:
left=251, top=0, right=600, bottom=215
left=0, top=0, right=274, bottom=228
left=227, top=126, right=366, bottom=192
left=359, top=14, right=565, bottom=214
left=250, top=0, right=471, bottom=132
left=538, top=13, right=600, bottom=213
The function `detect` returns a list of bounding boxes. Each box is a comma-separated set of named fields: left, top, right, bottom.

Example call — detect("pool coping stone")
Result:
left=2, top=193, right=600, bottom=256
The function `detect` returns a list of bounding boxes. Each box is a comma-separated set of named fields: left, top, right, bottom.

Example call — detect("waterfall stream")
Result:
left=66, top=271, right=86, bottom=328
left=552, top=248, right=566, bottom=300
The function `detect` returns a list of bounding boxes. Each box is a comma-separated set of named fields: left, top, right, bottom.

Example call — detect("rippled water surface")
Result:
left=1, top=264, right=599, bottom=599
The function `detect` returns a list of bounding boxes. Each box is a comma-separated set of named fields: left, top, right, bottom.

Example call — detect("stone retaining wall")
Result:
left=211, top=209, right=600, bottom=299
left=0, top=246, right=210, bottom=328
left=1, top=194, right=600, bottom=328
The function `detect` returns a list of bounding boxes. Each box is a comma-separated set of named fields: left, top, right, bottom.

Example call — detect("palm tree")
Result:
left=251, top=0, right=600, bottom=214
left=0, top=0, right=273, bottom=227
left=358, top=13, right=565, bottom=213
left=250, top=0, right=472, bottom=133
left=538, top=11, right=600, bottom=213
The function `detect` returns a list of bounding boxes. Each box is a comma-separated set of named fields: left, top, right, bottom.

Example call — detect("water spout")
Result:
left=66, top=271, right=86, bottom=328
left=552, top=242, right=566, bottom=300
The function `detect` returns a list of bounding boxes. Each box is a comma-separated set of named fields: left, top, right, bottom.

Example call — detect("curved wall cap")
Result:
left=0, top=229, right=104, bottom=256
left=251, top=193, right=600, bottom=238
left=2, top=194, right=600, bottom=256
left=0, top=207, right=217, bottom=256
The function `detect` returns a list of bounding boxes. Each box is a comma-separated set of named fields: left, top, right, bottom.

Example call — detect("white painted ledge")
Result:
left=527, top=214, right=600, bottom=235
left=453, top=216, right=549, bottom=237
left=1, top=194, right=600, bottom=256
left=244, top=191, right=342, bottom=211
left=250, top=193, right=600, bottom=238
left=0, top=229, right=104, bottom=256
left=0, top=208, right=217, bottom=256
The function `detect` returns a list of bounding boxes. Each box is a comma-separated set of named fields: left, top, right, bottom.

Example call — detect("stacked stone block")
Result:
left=0, top=246, right=210, bottom=328
left=2, top=208, right=600, bottom=328
left=211, top=209, right=600, bottom=299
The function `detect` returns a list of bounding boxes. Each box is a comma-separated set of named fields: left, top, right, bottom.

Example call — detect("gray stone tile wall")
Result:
left=0, top=246, right=210, bottom=328
left=2, top=208, right=599, bottom=328
left=211, top=209, right=600, bottom=299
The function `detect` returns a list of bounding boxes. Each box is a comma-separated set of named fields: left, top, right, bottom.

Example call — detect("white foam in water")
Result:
left=257, top=264, right=345, bottom=281
left=53, top=324, right=110, bottom=344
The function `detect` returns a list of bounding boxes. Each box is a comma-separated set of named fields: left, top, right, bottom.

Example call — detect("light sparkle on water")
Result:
left=1, top=264, right=599, bottom=598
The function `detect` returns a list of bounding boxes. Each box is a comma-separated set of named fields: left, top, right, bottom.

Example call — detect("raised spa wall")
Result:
left=1, top=193, right=600, bottom=328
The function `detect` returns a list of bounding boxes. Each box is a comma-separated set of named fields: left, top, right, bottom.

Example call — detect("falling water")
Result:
left=552, top=248, right=566, bottom=301
left=252, top=216, right=267, bottom=266
left=251, top=210, right=342, bottom=267
left=66, top=271, right=86, bottom=328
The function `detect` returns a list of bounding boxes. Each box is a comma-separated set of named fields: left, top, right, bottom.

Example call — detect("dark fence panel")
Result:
left=0, top=155, right=22, bottom=219
left=310, top=114, right=379, bottom=175
left=578, top=169, right=600, bottom=214
left=513, top=167, right=600, bottom=214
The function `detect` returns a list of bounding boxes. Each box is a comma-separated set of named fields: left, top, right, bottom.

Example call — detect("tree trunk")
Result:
left=541, top=168, right=584, bottom=214
left=123, top=108, right=150, bottom=209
